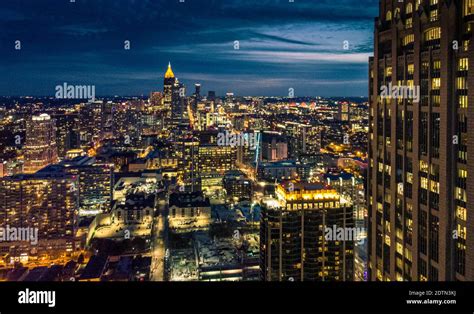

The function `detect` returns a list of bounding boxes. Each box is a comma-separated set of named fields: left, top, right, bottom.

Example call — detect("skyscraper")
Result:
left=162, top=62, right=187, bottom=126
left=163, top=62, right=176, bottom=119
left=38, top=156, right=113, bottom=217
left=193, top=83, right=201, bottom=111
left=23, top=114, right=59, bottom=174
left=194, top=83, right=201, bottom=98
left=172, top=81, right=186, bottom=122
left=0, top=172, right=79, bottom=260
left=260, top=182, right=354, bottom=281
left=175, top=135, right=200, bottom=192
left=368, top=0, right=474, bottom=281
left=53, top=112, right=80, bottom=158
left=77, top=101, right=105, bottom=148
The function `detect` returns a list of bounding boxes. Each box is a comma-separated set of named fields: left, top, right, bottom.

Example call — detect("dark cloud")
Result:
left=0, top=0, right=378, bottom=97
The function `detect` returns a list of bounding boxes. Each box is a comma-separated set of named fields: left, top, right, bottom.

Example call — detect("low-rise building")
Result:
left=168, top=191, right=211, bottom=232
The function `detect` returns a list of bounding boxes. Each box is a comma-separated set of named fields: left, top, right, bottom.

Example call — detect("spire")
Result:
left=165, top=62, right=175, bottom=79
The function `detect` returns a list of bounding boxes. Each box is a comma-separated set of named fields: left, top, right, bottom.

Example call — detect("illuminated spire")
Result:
left=165, top=62, right=175, bottom=79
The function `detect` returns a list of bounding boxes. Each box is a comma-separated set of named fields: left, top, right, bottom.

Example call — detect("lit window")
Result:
left=458, top=58, right=469, bottom=71
left=403, top=34, right=414, bottom=46
left=457, top=77, right=467, bottom=89
left=459, top=95, right=468, bottom=108
left=456, top=206, right=467, bottom=221
left=424, top=27, right=441, bottom=40
left=386, top=10, right=392, bottom=21
left=432, top=78, right=441, bottom=89
left=464, top=0, right=474, bottom=16
left=421, top=177, right=428, bottom=189
left=456, top=187, right=467, bottom=202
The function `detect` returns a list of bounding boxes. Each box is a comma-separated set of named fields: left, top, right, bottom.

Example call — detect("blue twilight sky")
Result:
left=0, top=0, right=378, bottom=97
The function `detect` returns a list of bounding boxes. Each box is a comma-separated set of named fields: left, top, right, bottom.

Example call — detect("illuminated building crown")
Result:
left=165, top=62, right=175, bottom=79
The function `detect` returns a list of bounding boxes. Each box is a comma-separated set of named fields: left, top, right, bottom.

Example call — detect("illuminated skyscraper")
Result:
left=368, top=0, right=474, bottom=281
left=0, top=172, right=79, bottom=260
left=172, top=81, right=186, bottom=122
left=53, top=113, right=80, bottom=158
left=175, top=135, right=200, bottom=192
left=23, top=114, right=58, bottom=174
left=77, top=101, right=104, bottom=148
left=260, top=182, right=354, bottom=281
left=39, top=156, right=113, bottom=217
left=194, top=83, right=201, bottom=98
left=163, top=62, right=176, bottom=118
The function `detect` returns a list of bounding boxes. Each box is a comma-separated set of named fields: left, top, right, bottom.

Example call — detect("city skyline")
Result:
left=2, top=1, right=474, bottom=311
left=0, top=0, right=377, bottom=97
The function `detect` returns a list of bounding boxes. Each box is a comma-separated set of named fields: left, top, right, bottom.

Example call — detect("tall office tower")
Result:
left=77, top=101, right=104, bottom=148
left=172, top=81, right=187, bottom=122
left=67, top=160, right=112, bottom=216
left=0, top=172, right=78, bottom=260
left=163, top=62, right=176, bottom=118
left=194, top=84, right=201, bottom=98
left=260, top=182, right=354, bottom=281
left=53, top=113, right=80, bottom=158
left=113, top=102, right=142, bottom=148
left=39, top=156, right=113, bottom=217
left=193, top=83, right=201, bottom=111
left=175, top=135, right=200, bottom=192
left=102, top=101, right=114, bottom=139
left=23, top=114, right=59, bottom=174
left=368, top=0, right=474, bottom=281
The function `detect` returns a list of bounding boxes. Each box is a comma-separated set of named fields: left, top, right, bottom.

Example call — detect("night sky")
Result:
left=0, top=0, right=378, bottom=97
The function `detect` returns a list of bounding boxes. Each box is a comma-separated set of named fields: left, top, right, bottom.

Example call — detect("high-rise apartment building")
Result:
left=260, top=182, right=354, bottom=281
left=23, top=114, right=59, bottom=174
left=368, top=0, right=474, bottom=281
left=175, top=135, right=200, bottom=192
left=53, top=112, right=80, bottom=158
left=38, top=156, right=113, bottom=217
left=77, top=101, right=105, bottom=148
left=0, top=172, right=78, bottom=260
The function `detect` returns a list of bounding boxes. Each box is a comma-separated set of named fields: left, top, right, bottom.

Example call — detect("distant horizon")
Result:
left=0, top=0, right=377, bottom=97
